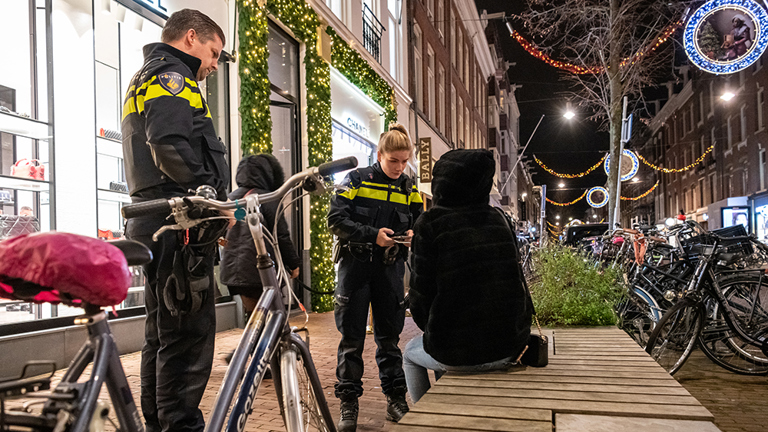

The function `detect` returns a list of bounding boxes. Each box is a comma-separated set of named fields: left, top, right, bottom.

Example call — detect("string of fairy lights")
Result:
left=546, top=190, right=588, bottom=206
left=621, top=180, right=659, bottom=201
left=511, top=19, right=683, bottom=74
left=637, top=145, right=714, bottom=173
left=535, top=154, right=607, bottom=178
left=237, top=0, right=396, bottom=311
left=545, top=180, right=661, bottom=207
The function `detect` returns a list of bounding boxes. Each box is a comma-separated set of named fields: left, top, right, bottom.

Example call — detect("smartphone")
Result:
left=390, top=235, right=410, bottom=244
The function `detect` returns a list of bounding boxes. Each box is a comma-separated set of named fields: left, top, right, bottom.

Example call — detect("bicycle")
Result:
left=121, top=156, right=357, bottom=432
left=645, top=231, right=768, bottom=375
left=0, top=237, right=153, bottom=432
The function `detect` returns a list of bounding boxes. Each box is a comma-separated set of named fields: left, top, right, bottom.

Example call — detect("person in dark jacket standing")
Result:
left=220, top=154, right=301, bottom=317
left=121, top=9, right=229, bottom=432
left=405, top=149, right=531, bottom=402
left=327, top=123, right=423, bottom=431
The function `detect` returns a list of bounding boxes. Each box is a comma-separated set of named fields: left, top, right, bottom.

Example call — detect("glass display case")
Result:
left=0, top=0, right=55, bottom=325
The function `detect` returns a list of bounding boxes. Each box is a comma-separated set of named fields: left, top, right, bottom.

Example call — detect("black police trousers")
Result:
left=126, top=218, right=215, bottom=432
left=334, top=251, right=407, bottom=400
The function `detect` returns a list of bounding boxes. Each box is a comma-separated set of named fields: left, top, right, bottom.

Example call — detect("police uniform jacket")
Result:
left=121, top=43, right=229, bottom=201
left=328, top=162, right=423, bottom=248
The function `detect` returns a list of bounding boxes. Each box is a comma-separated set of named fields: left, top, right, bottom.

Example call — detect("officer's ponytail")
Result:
left=378, top=122, right=414, bottom=157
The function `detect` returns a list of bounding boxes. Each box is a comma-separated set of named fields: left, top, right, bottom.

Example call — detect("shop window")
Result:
left=413, top=25, right=423, bottom=112
left=437, top=64, right=445, bottom=133
left=331, top=121, right=376, bottom=183
left=0, top=0, right=54, bottom=326
left=427, top=45, right=435, bottom=124
left=758, top=87, right=765, bottom=131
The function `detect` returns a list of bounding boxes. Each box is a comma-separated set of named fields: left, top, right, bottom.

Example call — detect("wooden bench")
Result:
left=391, top=327, right=720, bottom=432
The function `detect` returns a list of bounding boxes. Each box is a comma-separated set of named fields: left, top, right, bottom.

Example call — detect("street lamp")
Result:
left=592, top=214, right=598, bottom=219
left=721, top=91, right=736, bottom=101
left=569, top=217, right=573, bottom=221
left=632, top=177, right=640, bottom=182
left=556, top=215, right=560, bottom=220
left=558, top=182, right=565, bottom=188
left=556, top=222, right=560, bottom=226
left=564, top=101, right=575, bottom=120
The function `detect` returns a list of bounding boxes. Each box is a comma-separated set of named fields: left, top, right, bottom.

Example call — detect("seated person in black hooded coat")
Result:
left=404, top=149, right=532, bottom=402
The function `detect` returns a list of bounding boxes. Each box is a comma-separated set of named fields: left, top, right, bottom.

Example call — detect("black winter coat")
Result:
left=220, top=156, right=301, bottom=291
left=409, top=149, right=531, bottom=366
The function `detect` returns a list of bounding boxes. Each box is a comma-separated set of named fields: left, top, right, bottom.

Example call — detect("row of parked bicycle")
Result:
left=554, top=220, right=768, bottom=376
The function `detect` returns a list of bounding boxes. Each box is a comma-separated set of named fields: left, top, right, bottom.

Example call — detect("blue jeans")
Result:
left=403, top=334, right=518, bottom=403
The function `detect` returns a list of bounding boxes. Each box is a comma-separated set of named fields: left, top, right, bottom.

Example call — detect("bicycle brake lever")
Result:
left=152, top=224, right=183, bottom=242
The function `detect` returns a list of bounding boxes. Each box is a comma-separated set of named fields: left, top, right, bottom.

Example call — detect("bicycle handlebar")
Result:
left=317, top=156, right=358, bottom=177
left=121, top=198, right=173, bottom=219
left=121, top=156, right=358, bottom=220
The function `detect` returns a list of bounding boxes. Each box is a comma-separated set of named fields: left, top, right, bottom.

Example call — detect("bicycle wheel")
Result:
left=616, top=287, right=661, bottom=347
left=279, top=336, right=335, bottom=432
left=699, top=277, right=768, bottom=375
left=645, top=298, right=704, bottom=375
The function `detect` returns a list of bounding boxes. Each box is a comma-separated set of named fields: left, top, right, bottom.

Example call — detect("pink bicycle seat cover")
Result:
left=0, top=232, right=131, bottom=306
left=612, top=237, right=625, bottom=245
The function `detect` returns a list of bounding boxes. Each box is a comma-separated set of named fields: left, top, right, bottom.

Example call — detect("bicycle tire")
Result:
left=699, top=277, right=768, bottom=375
left=616, top=286, right=661, bottom=347
left=279, top=335, right=335, bottom=432
left=645, top=298, right=704, bottom=375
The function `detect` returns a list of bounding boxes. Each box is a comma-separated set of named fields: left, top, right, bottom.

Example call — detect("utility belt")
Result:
left=333, top=240, right=408, bottom=265
left=163, top=214, right=229, bottom=318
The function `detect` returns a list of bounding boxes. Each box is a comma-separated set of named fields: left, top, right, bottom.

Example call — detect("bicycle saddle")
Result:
left=0, top=232, right=140, bottom=306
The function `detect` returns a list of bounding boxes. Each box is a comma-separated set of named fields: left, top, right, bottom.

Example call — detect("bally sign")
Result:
left=419, top=137, right=432, bottom=183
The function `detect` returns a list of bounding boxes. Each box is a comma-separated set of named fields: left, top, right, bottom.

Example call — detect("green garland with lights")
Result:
left=238, top=0, right=397, bottom=312
left=237, top=0, right=271, bottom=154
left=327, top=27, right=397, bottom=125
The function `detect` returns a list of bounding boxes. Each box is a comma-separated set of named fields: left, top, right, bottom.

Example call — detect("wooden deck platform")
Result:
left=391, top=327, right=720, bottom=432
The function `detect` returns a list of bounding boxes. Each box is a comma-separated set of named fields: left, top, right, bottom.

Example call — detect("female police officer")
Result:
left=327, top=123, right=423, bottom=431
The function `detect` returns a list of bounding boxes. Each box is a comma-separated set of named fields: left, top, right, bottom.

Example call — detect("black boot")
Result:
left=337, top=398, right=358, bottom=432
left=385, top=391, right=409, bottom=422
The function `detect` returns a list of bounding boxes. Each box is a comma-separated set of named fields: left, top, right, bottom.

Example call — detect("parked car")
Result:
left=562, top=223, right=609, bottom=247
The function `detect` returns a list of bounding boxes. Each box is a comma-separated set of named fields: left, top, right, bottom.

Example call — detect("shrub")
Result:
left=529, top=243, right=623, bottom=326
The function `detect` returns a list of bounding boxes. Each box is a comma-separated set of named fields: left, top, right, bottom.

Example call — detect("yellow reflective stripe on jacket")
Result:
left=410, top=188, right=423, bottom=204
left=339, top=188, right=359, bottom=200
left=122, top=76, right=204, bottom=120
left=144, top=83, right=203, bottom=109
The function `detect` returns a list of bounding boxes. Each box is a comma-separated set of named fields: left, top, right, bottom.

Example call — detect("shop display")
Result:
left=684, top=0, right=768, bottom=74
left=0, top=215, right=40, bottom=239
left=756, top=204, right=768, bottom=243
left=109, top=181, right=128, bottom=192
left=10, top=158, right=44, bottom=180
left=722, top=206, right=750, bottom=230
left=98, top=128, right=122, bottom=140
left=0, top=190, right=11, bottom=203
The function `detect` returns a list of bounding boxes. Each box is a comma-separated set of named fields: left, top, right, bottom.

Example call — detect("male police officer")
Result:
left=121, top=9, right=229, bottom=432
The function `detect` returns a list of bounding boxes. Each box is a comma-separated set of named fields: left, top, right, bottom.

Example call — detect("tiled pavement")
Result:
left=675, top=350, right=768, bottom=432
left=8, top=312, right=768, bottom=431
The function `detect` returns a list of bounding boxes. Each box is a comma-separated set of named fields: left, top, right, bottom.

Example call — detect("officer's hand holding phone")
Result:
left=377, top=228, right=396, bottom=247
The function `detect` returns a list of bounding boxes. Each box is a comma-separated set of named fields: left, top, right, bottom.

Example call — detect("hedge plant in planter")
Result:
left=528, top=243, right=623, bottom=326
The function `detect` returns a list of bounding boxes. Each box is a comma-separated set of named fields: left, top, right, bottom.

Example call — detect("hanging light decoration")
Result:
left=535, top=154, right=607, bottom=178
left=621, top=181, right=660, bottom=201
left=546, top=190, right=588, bottom=206
left=637, top=146, right=714, bottom=173
left=511, top=19, right=682, bottom=74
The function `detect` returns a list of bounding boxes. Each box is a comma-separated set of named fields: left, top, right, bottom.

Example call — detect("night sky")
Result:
left=475, top=0, right=615, bottom=223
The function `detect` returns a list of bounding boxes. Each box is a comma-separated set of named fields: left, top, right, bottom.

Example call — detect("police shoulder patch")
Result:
left=157, top=72, right=184, bottom=95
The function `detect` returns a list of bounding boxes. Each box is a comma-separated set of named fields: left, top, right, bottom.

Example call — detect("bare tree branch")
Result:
left=514, top=0, right=687, bottom=224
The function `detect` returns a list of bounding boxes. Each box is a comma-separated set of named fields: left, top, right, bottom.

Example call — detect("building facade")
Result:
left=407, top=0, right=496, bottom=206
